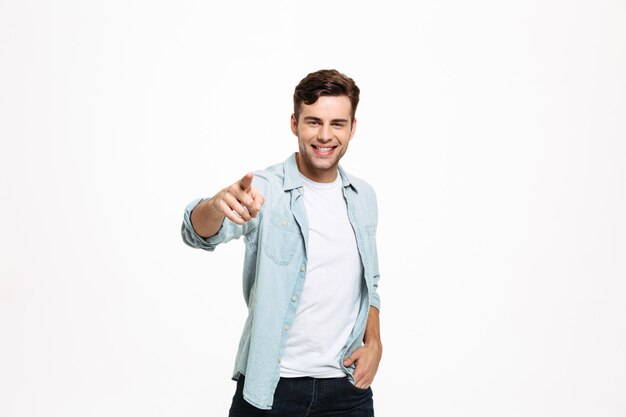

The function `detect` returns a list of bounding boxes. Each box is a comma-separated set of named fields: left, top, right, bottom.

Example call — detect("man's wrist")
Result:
left=364, top=339, right=382, bottom=352
left=191, top=197, right=224, bottom=238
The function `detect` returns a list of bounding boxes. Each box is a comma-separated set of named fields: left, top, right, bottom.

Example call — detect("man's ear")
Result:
left=290, top=113, right=298, bottom=136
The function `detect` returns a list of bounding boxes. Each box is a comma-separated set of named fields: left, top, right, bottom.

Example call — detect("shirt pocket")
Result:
left=263, top=211, right=300, bottom=265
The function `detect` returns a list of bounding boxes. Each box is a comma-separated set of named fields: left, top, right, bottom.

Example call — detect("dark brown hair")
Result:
left=293, top=69, right=360, bottom=122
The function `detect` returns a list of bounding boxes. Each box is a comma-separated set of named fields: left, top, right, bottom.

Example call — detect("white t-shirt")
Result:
left=280, top=173, right=363, bottom=378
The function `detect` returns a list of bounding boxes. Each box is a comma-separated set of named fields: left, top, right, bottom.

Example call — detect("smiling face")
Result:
left=291, top=95, right=357, bottom=183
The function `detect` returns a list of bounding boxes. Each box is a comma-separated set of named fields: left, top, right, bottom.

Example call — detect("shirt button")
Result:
left=284, top=325, right=289, bottom=331
left=300, top=265, right=305, bottom=272
left=291, top=296, right=297, bottom=302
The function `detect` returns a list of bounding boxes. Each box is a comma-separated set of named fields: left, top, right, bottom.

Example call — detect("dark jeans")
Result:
left=228, top=375, right=375, bottom=417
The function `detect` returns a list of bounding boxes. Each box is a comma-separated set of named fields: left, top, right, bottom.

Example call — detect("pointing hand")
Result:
left=212, top=173, right=265, bottom=225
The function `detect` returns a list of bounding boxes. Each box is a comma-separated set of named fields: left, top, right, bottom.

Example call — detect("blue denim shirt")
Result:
left=181, top=154, right=381, bottom=410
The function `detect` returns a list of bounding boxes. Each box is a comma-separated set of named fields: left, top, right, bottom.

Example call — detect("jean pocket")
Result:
left=343, top=377, right=372, bottom=394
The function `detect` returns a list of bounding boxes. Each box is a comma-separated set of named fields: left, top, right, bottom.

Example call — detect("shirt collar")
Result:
left=282, top=153, right=356, bottom=191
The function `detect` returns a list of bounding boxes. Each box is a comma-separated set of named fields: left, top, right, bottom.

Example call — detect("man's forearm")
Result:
left=364, top=306, right=382, bottom=350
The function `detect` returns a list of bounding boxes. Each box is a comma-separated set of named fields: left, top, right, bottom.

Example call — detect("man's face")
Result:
left=291, top=95, right=356, bottom=183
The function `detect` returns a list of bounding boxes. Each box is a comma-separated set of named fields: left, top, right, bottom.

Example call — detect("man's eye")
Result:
left=308, top=121, right=319, bottom=126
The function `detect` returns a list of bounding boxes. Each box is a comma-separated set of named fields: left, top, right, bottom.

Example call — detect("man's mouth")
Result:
left=312, top=145, right=337, bottom=155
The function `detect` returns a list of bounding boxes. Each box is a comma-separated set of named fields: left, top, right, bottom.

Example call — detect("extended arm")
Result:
left=190, top=172, right=265, bottom=238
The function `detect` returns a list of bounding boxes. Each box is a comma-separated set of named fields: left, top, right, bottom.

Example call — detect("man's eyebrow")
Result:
left=302, top=116, right=350, bottom=123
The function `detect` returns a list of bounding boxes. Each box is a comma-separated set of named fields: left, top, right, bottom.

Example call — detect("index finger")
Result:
left=239, top=172, right=254, bottom=191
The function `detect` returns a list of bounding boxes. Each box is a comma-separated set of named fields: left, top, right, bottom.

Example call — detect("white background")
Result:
left=1, top=1, right=625, bottom=416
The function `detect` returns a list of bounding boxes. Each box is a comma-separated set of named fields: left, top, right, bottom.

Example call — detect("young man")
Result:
left=182, top=69, right=382, bottom=416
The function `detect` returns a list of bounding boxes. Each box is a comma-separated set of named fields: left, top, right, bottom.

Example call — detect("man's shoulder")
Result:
left=342, top=169, right=377, bottom=199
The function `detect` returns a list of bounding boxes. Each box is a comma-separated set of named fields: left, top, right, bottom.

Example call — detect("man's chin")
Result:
left=311, top=160, right=337, bottom=171
left=300, top=151, right=341, bottom=174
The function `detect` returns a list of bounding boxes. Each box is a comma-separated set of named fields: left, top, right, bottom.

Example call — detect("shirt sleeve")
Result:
left=368, top=187, right=381, bottom=311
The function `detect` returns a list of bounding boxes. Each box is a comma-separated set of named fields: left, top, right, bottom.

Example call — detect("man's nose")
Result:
left=318, top=124, right=332, bottom=142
